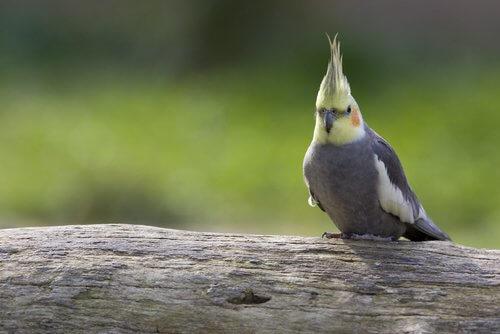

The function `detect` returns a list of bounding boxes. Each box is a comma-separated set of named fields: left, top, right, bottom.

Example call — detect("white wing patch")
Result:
left=374, top=154, right=415, bottom=223
left=308, top=195, right=317, bottom=207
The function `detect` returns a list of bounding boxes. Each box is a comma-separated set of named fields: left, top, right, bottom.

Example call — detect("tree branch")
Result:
left=0, top=224, right=498, bottom=333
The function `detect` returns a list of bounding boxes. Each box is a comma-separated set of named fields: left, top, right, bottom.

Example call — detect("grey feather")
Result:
left=412, top=217, right=451, bottom=241
left=370, top=131, right=421, bottom=219
left=369, top=130, right=451, bottom=241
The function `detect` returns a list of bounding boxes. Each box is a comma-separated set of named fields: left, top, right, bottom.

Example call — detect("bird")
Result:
left=303, top=35, right=451, bottom=242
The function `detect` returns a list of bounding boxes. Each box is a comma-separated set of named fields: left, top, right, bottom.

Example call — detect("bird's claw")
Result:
left=321, top=232, right=344, bottom=239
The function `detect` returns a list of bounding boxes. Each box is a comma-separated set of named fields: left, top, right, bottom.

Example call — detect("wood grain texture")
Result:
left=0, top=224, right=498, bottom=334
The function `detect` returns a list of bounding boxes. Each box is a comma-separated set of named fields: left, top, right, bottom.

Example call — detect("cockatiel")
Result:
left=303, top=35, right=451, bottom=241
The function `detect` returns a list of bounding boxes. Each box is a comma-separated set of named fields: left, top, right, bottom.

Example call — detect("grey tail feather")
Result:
left=404, top=218, right=451, bottom=241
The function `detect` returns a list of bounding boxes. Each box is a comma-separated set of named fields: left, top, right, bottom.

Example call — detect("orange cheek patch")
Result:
left=350, top=110, right=361, bottom=127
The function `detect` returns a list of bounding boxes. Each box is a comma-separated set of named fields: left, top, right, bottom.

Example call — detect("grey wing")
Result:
left=309, top=190, right=325, bottom=212
left=304, top=177, right=325, bottom=212
left=370, top=130, right=451, bottom=241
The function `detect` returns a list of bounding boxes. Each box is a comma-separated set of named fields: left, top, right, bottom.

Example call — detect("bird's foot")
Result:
left=349, top=233, right=398, bottom=242
left=321, top=232, right=350, bottom=239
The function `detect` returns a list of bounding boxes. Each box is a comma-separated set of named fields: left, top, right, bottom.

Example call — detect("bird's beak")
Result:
left=324, top=110, right=334, bottom=133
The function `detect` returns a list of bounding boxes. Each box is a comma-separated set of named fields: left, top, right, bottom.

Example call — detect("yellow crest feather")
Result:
left=316, top=33, right=351, bottom=110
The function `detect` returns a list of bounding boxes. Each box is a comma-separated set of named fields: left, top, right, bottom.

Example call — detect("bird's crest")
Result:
left=316, top=34, right=351, bottom=110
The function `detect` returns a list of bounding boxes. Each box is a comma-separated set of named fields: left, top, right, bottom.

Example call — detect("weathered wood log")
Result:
left=0, top=224, right=498, bottom=333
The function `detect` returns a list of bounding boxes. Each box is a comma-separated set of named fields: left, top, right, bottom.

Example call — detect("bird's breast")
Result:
left=304, top=141, right=379, bottom=216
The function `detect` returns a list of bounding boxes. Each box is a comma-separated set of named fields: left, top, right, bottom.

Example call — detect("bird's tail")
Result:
left=404, top=218, right=451, bottom=241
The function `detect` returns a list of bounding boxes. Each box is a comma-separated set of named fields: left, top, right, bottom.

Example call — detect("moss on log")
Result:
left=0, top=224, right=498, bottom=333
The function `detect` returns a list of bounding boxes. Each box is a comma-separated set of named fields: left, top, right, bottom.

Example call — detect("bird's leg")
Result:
left=322, top=232, right=340, bottom=239
left=321, top=232, right=351, bottom=239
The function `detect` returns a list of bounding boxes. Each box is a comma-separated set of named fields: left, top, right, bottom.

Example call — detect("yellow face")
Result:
left=312, top=102, right=366, bottom=145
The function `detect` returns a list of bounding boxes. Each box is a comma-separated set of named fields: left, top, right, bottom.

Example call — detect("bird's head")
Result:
left=313, top=34, right=366, bottom=145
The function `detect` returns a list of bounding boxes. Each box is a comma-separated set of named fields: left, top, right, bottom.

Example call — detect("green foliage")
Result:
left=0, top=63, right=498, bottom=248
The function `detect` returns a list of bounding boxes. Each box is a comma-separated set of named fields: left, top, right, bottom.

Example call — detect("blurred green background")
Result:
left=0, top=1, right=499, bottom=248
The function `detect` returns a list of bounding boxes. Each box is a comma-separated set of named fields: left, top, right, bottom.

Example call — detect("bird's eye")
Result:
left=346, top=106, right=352, bottom=114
